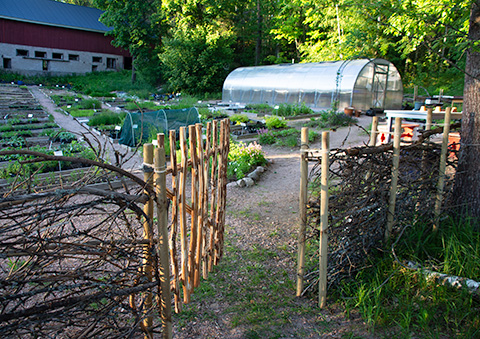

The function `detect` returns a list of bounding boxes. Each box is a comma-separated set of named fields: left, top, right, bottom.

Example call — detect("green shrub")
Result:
left=125, top=101, right=159, bottom=111
left=65, top=108, right=97, bottom=117
left=265, top=116, right=287, bottom=129
left=274, top=103, right=314, bottom=117
left=87, top=112, right=126, bottom=127
left=78, top=98, right=102, bottom=110
left=230, top=114, right=250, bottom=124
left=227, top=141, right=267, bottom=180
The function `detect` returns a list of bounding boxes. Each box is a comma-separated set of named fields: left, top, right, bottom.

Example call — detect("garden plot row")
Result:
left=0, top=85, right=95, bottom=182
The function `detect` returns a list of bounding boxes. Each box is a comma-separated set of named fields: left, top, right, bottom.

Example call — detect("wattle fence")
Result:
left=0, top=119, right=230, bottom=339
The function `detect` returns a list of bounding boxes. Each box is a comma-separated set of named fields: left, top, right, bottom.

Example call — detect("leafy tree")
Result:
left=159, top=28, right=234, bottom=94
left=93, top=0, right=166, bottom=84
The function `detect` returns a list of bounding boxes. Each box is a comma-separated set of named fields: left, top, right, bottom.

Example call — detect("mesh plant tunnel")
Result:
left=118, top=107, right=200, bottom=147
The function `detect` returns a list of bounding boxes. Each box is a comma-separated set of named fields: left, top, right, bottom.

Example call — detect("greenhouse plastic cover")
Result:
left=222, top=59, right=403, bottom=112
left=118, top=108, right=200, bottom=147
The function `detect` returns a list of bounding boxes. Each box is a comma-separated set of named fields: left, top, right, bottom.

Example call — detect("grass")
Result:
left=336, top=217, right=480, bottom=337
left=176, top=236, right=316, bottom=338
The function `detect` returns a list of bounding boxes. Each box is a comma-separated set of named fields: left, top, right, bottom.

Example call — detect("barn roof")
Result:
left=0, top=0, right=111, bottom=33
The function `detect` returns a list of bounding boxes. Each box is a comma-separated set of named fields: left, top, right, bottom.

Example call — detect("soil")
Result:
left=28, top=86, right=382, bottom=338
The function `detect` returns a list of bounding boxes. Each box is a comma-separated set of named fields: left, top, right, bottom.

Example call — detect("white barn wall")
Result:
left=1, top=42, right=124, bottom=76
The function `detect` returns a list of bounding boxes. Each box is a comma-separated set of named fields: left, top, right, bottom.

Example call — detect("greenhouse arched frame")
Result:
left=222, top=59, right=403, bottom=112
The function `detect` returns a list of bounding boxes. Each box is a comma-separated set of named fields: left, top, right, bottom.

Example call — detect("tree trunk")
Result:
left=131, top=56, right=137, bottom=84
left=255, top=0, right=262, bottom=66
left=452, top=0, right=480, bottom=221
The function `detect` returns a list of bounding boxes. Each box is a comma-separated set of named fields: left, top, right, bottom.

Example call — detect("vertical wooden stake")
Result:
left=194, top=123, right=205, bottom=287
left=178, top=127, right=191, bottom=303
left=386, top=117, right=402, bottom=241
left=188, top=125, right=198, bottom=292
left=155, top=134, right=172, bottom=339
left=208, top=121, right=218, bottom=271
left=168, top=130, right=181, bottom=313
left=296, top=127, right=309, bottom=297
left=319, top=131, right=329, bottom=308
left=369, top=116, right=379, bottom=147
left=141, top=143, right=154, bottom=338
left=426, top=108, right=433, bottom=131
left=433, top=107, right=452, bottom=231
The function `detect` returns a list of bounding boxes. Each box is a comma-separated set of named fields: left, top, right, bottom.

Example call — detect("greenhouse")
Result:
left=118, top=108, right=200, bottom=147
left=222, top=59, right=403, bottom=112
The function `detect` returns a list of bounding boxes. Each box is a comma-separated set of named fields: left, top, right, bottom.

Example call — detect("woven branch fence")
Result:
left=0, top=119, right=230, bottom=338
left=297, top=114, right=460, bottom=307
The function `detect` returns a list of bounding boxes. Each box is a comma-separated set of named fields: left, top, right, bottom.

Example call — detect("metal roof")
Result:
left=0, top=0, right=111, bottom=33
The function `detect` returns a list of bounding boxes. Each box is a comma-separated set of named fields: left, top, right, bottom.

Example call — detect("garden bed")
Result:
left=0, top=85, right=95, bottom=180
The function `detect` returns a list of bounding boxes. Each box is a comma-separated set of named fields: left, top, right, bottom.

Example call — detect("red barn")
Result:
left=0, top=0, right=131, bottom=75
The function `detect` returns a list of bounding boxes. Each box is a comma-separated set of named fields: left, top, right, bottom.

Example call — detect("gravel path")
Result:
left=29, top=86, right=143, bottom=171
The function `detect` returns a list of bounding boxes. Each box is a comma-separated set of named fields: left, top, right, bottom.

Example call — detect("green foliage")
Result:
left=0, top=141, right=96, bottom=179
left=65, top=108, right=97, bottom=117
left=245, top=104, right=274, bottom=115
left=78, top=99, right=102, bottom=110
left=160, top=28, right=234, bottom=94
left=124, top=101, right=159, bottom=111
left=338, top=218, right=480, bottom=337
left=274, top=103, right=313, bottom=117
left=227, top=141, right=267, bottom=180
left=257, top=127, right=318, bottom=147
left=230, top=114, right=250, bottom=124
left=264, top=116, right=287, bottom=129
left=304, top=110, right=358, bottom=129
left=87, top=112, right=126, bottom=127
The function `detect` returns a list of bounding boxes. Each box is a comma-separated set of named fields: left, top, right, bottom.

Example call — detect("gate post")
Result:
left=141, top=143, right=154, bottom=338
left=296, top=127, right=309, bottom=296
left=319, top=131, right=330, bottom=308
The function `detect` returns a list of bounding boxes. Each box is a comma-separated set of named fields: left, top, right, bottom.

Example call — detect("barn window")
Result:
left=3, top=58, right=12, bottom=69
left=35, top=51, right=46, bottom=58
left=106, top=58, right=116, bottom=69
left=16, top=49, right=29, bottom=57
left=69, top=54, right=79, bottom=61
left=92, top=65, right=98, bottom=72
left=43, top=60, right=49, bottom=71
left=52, top=53, right=63, bottom=60
left=92, top=56, right=102, bottom=63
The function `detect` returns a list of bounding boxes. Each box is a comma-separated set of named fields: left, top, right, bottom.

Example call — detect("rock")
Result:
left=247, top=170, right=260, bottom=181
left=227, top=182, right=238, bottom=188
left=237, top=179, right=246, bottom=187
left=243, top=177, right=255, bottom=187
left=256, top=166, right=265, bottom=173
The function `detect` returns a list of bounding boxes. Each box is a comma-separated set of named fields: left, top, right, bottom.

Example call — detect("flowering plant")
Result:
left=227, top=141, right=267, bottom=180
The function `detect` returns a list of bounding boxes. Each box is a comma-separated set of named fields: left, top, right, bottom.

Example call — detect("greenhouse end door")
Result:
left=372, top=63, right=389, bottom=109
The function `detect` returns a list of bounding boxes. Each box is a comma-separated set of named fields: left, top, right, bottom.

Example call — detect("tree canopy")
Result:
left=53, top=0, right=470, bottom=95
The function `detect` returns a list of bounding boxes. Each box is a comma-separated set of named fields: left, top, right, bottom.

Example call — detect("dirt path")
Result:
left=30, top=86, right=378, bottom=338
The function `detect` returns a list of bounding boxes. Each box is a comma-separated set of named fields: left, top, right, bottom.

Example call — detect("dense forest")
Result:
left=58, top=0, right=472, bottom=96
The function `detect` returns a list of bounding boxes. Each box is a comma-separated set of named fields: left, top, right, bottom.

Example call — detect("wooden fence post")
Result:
left=433, top=107, right=452, bottom=231
left=319, top=131, right=329, bottom=308
left=155, top=133, right=172, bottom=339
left=386, top=117, right=402, bottom=241
left=168, top=130, right=181, bottom=313
left=369, top=116, right=379, bottom=147
left=178, top=126, right=191, bottom=303
left=296, top=127, right=309, bottom=297
left=426, top=108, right=433, bottom=131
left=188, top=125, right=198, bottom=292
left=141, top=143, right=154, bottom=338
